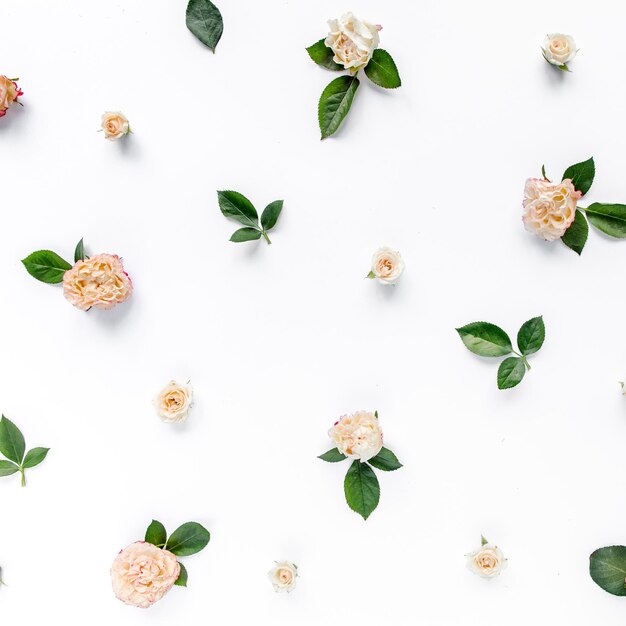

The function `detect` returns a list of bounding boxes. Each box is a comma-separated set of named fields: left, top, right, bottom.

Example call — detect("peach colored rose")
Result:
left=522, top=178, right=581, bottom=241
left=542, top=34, right=577, bottom=68
left=466, top=539, right=507, bottom=579
left=0, top=76, right=22, bottom=117
left=101, top=111, right=130, bottom=140
left=154, top=381, right=193, bottom=423
left=62, top=253, right=132, bottom=311
left=325, top=13, right=381, bottom=72
left=328, top=410, right=383, bottom=462
left=268, top=561, right=298, bottom=592
left=369, top=247, right=405, bottom=285
left=111, top=541, right=180, bottom=608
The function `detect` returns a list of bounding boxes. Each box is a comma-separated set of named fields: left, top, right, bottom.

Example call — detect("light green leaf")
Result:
left=21, top=250, right=72, bottom=284
left=497, top=357, right=526, bottom=389
left=517, top=316, right=545, bottom=356
left=174, top=562, right=188, bottom=587
left=456, top=322, right=513, bottom=357
left=22, top=447, right=49, bottom=469
left=364, top=49, right=402, bottom=89
left=0, top=416, right=26, bottom=465
left=260, top=200, right=283, bottom=231
left=562, top=157, right=595, bottom=196
left=585, top=203, right=626, bottom=238
left=217, top=191, right=259, bottom=229
left=318, top=448, right=347, bottom=463
left=230, top=227, right=262, bottom=242
left=186, top=0, right=223, bottom=52
left=318, top=75, right=360, bottom=140
left=561, top=209, right=588, bottom=255
left=590, top=546, right=626, bottom=596
left=306, top=39, right=343, bottom=70
left=368, top=447, right=402, bottom=472
left=0, top=460, right=19, bottom=477
left=166, top=522, right=211, bottom=557
left=344, top=460, right=380, bottom=520
left=145, top=520, right=167, bottom=547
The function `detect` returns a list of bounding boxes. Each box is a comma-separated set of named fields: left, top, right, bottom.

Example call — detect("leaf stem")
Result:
left=20, top=467, right=25, bottom=487
left=512, top=350, right=532, bottom=370
left=261, top=230, right=272, bottom=245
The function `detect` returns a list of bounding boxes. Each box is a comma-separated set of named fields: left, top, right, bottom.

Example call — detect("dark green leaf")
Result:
left=344, top=460, right=380, bottom=520
left=585, top=203, right=626, bottom=238
left=517, top=316, right=545, bottom=356
left=318, top=448, right=347, bottom=463
left=174, top=562, right=188, bottom=587
left=186, top=0, right=223, bottom=52
left=74, top=238, right=84, bottom=262
left=217, top=190, right=259, bottom=229
left=306, top=39, right=343, bottom=70
left=166, top=522, right=211, bottom=556
left=0, top=460, right=19, bottom=477
left=497, top=357, right=526, bottom=389
left=260, top=200, right=283, bottom=231
left=230, top=227, right=262, bottom=242
left=364, top=49, right=401, bottom=89
left=22, top=447, right=49, bottom=469
left=0, top=416, right=25, bottom=465
left=456, top=322, right=513, bottom=357
left=318, top=75, right=359, bottom=140
left=21, top=250, right=72, bottom=284
left=590, top=546, right=626, bottom=596
left=145, top=520, right=167, bottom=547
left=562, top=157, right=595, bottom=196
left=561, top=209, right=588, bottom=255
left=368, top=447, right=402, bottom=471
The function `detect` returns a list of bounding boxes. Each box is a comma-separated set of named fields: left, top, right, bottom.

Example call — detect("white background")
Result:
left=1, top=0, right=626, bottom=623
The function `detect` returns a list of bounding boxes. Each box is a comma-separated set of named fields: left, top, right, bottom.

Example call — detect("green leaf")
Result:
left=260, top=200, right=283, bottom=231
left=456, top=322, right=513, bottom=357
left=517, top=316, right=545, bottom=356
left=364, top=49, right=402, bottom=89
left=562, top=157, right=595, bottom=196
left=497, top=357, right=526, bottom=389
left=306, top=39, right=343, bottom=71
left=344, top=460, right=380, bottom=520
left=318, top=75, right=359, bottom=140
left=585, top=203, right=626, bottom=238
left=21, top=250, right=72, bottom=284
left=318, top=448, right=347, bottom=462
left=368, top=447, right=402, bottom=471
left=217, top=190, right=259, bottom=229
left=166, top=522, right=211, bottom=556
left=230, top=227, right=262, bottom=242
left=590, top=546, right=626, bottom=596
left=0, top=460, right=19, bottom=477
left=22, top=447, right=49, bottom=469
left=561, top=209, right=589, bottom=255
left=145, top=520, right=167, bottom=547
left=174, top=562, right=188, bottom=587
left=186, top=0, right=223, bottom=52
left=0, top=416, right=25, bottom=465
left=74, top=238, right=84, bottom=262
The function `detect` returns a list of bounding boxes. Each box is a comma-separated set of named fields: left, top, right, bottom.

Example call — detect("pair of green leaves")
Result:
left=217, top=191, right=283, bottom=244
left=590, top=546, right=626, bottom=596
left=22, top=238, right=85, bottom=284
left=554, top=157, right=626, bottom=254
left=186, top=0, right=223, bottom=53
left=456, top=316, right=545, bottom=389
left=144, top=520, right=211, bottom=588
left=306, top=40, right=401, bottom=139
left=0, top=416, right=49, bottom=487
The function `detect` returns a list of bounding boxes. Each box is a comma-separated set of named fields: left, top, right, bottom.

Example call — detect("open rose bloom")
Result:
left=466, top=541, right=508, bottom=579
left=325, top=12, right=380, bottom=72
left=542, top=33, right=577, bottom=69
left=522, top=178, right=581, bottom=241
left=329, top=410, right=383, bottom=462
left=268, top=561, right=298, bottom=593
left=101, top=111, right=130, bottom=140
left=111, top=541, right=180, bottom=608
left=154, top=381, right=193, bottom=423
left=0, top=75, right=22, bottom=117
left=369, top=247, right=405, bottom=285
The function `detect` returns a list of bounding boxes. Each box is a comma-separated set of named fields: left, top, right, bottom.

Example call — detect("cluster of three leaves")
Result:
left=0, top=416, right=49, bottom=487
left=456, top=316, right=545, bottom=389
left=217, top=191, right=283, bottom=243
left=21, top=238, right=85, bottom=284
left=144, top=519, right=211, bottom=587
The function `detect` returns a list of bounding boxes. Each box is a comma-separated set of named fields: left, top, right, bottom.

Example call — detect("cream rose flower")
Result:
left=542, top=34, right=577, bottom=69
left=268, top=561, right=298, bottom=593
left=101, top=111, right=130, bottom=140
left=62, top=253, right=132, bottom=311
left=0, top=76, right=22, bottom=117
left=466, top=539, right=507, bottom=579
left=325, top=13, right=381, bottom=72
left=329, top=410, right=383, bottom=462
left=368, top=247, right=405, bottom=285
left=111, top=541, right=180, bottom=608
left=154, top=381, right=193, bottom=423
left=522, top=178, right=581, bottom=241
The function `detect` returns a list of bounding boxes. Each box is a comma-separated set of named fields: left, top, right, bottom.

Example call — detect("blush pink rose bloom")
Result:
left=62, top=253, right=132, bottom=311
left=522, top=178, right=581, bottom=241
left=0, top=76, right=22, bottom=117
left=328, top=410, right=383, bottom=461
left=111, top=541, right=180, bottom=608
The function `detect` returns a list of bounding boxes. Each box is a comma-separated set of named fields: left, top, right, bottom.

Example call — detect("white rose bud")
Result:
left=101, top=111, right=130, bottom=140
left=542, top=34, right=577, bottom=70
left=328, top=410, right=383, bottom=462
left=325, top=12, right=381, bottom=73
left=466, top=538, right=507, bottom=579
left=154, top=381, right=193, bottom=423
left=268, top=561, right=298, bottom=593
left=368, top=247, right=405, bottom=285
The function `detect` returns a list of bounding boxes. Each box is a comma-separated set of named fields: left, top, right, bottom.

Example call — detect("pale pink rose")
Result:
left=101, top=111, right=130, bottom=140
left=268, top=561, right=298, bottom=592
left=466, top=541, right=507, bottom=579
left=111, top=541, right=180, bottom=608
left=325, top=13, right=381, bottom=72
left=0, top=76, right=22, bottom=117
left=328, top=410, right=383, bottom=461
left=154, top=381, right=193, bottom=423
left=62, top=253, right=132, bottom=311
left=542, top=34, right=577, bottom=67
left=522, top=178, right=581, bottom=241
